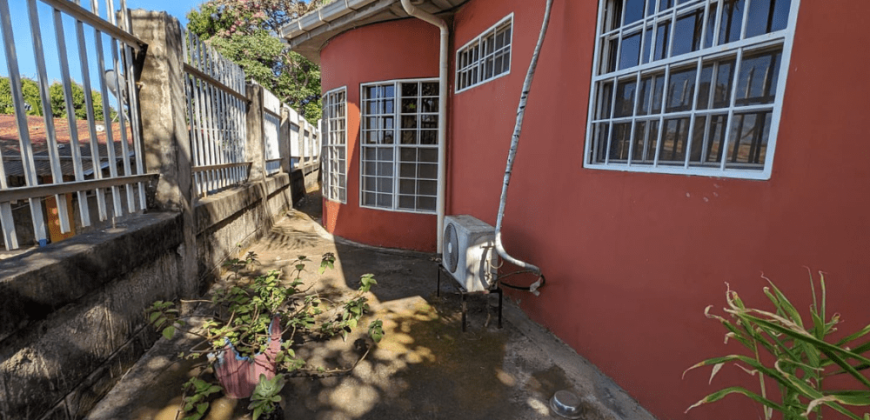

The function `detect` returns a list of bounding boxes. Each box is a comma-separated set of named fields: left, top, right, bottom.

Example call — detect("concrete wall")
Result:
left=0, top=10, right=303, bottom=420
left=319, top=19, right=440, bottom=252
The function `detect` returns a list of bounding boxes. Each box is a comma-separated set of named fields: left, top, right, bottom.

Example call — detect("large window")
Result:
left=456, top=14, right=513, bottom=93
left=360, top=79, right=439, bottom=213
left=323, top=87, right=347, bottom=202
left=585, top=0, right=799, bottom=179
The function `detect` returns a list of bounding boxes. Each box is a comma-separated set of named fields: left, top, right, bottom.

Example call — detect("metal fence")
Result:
left=0, top=0, right=153, bottom=250
left=182, top=31, right=248, bottom=197
left=263, top=88, right=282, bottom=176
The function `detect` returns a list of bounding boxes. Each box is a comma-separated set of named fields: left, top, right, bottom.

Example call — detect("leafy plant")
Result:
left=178, top=377, right=222, bottom=420
left=685, top=273, right=870, bottom=419
left=248, top=373, right=285, bottom=420
left=145, top=253, right=384, bottom=419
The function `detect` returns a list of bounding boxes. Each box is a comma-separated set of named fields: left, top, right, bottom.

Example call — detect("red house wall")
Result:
left=320, top=19, right=440, bottom=251
left=448, top=1, right=870, bottom=420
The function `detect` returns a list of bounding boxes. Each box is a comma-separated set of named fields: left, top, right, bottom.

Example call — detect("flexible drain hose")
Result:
left=494, top=0, right=555, bottom=296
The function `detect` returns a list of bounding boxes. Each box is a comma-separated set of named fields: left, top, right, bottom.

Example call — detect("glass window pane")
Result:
left=418, top=180, right=437, bottom=196
left=401, top=130, right=417, bottom=144
left=624, top=0, right=645, bottom=25
left=591, top=123, right=610, bottom=163
left=735, top=48, right=782, bottom=106
left=402, top=82, right=418, bottom=97
left=420, top=148, right=438, bottom=163
left=363, top=192, right=376, bottom=206
left=400, top=179, right=415, bottom=194
left=421, top=130, right=437, bottom=145
left=726, top=111, right=771, bottom=168
left=399, top=196, right=415, bottom=209
left=653, top=20, right=670, bottom=61
left=614, top=79, right=638, bottom=118
left=422, top=82, right=439, bottom=96
left=696, top=63, right=714, bottom=110
left=419, top=163, right=437, bottom=179
left=631, top=120, right=648, bottom=163
left=633, top=119, right=658, bottom=163
left=377, top=194, right=392, bottom=208
left=718, top=0, right=745, bottom=46
left=377, top=177, right=393, bottom=193
left=666, top=66, right=697, bottom=113
left=704, top=3, right=718, bottom=48
left=402, top=99, right=417, bottom=113
left=421, top=98, right=438, bottom=113
left=384, top=84, right=395, bottom=98
left=598, top=81, right=614, bottom=119
left=402, top=116, right=417, bottom=129
left=602, top=37, right=618, bottom=74
left=746, top=0, right=791, bottom=37
left=659, top=117, right=689, bottom=164
left=619, top=32, right=642, bottom=70
left=400, top=163, right=415, bottom=177
left=417, top=197, right=436, bottom=211
left=610, top=122, right=632, bottom=161
left=378, top=147, right=393, bottom=161
left=383, top=130, right=394, bottom=144
left=672, top=9, right=703, bottom=57
left=421, top=115, right=438, bottom=129
left=641, top=26, right=653, bottom=64
left=401, top=147, right=416, bottom=162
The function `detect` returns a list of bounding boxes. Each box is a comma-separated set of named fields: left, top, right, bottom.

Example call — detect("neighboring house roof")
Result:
left=281, top=0, right=469, bottom=64
left=0, top=114, right=135, bottom=179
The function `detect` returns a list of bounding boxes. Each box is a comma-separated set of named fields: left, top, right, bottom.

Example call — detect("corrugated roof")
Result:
left=281, top=0, right=469, bottom=64
left=0, top=114, right=136, bottom=180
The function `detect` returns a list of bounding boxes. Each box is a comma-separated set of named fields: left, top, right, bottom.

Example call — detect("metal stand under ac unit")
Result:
left=438, top=215, right=503, bottom=332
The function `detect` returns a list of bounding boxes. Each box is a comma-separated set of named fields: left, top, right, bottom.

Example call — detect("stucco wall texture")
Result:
left=320, top=19, right=440, bottom=252
left=319, top=1, right=870, bottom=419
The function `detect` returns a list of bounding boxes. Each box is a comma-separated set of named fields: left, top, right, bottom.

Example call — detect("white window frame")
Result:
left=323, top=86, right=347, bottom=203
left=584, top=0, right=801, bottom=180
left=455, top=14, right=514, bottom=93
left=359, top=78, right=440, bottom=214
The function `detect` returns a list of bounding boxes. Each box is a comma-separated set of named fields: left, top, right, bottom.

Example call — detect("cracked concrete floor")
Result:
left=87, top=189, right=655, bottom=420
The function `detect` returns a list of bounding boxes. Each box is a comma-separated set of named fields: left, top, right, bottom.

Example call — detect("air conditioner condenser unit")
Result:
left=442, top=215, right=499, bottom=293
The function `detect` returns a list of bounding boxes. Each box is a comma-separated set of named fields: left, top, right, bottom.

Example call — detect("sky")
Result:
left=0, top=0, right=206, bottom=101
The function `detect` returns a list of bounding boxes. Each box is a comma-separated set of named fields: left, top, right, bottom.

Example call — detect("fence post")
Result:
left=246, top=82, right=267, bottom=183
left=130, top=10, right=198, bottom=298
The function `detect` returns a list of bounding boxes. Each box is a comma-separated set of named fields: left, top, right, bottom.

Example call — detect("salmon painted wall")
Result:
left=320, top=19, right=440, bottom=251
left=448, top=1, right=870, bottom=419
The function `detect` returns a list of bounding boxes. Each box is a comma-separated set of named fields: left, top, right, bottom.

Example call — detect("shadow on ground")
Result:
left=87, top=187, right=642, bottom=420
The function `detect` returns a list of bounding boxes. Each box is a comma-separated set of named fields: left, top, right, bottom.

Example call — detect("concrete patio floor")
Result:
left=86, top=189, right=656, bottom=420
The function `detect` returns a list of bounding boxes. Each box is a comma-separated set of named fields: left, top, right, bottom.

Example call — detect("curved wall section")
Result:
left=320, top=19, right=440, bottom=251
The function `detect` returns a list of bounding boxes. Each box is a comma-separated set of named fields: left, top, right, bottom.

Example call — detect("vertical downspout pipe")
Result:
left=494, top=0, right=554, bottom=295
left=400, top=0, right=449, bottom=254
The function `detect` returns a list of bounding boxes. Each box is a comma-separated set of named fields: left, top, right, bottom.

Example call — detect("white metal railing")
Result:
left=0, top=0, right=153, bottom=250
left=263, top=88, right=282, bottom=175
left=287, top=106, right=320, bottom=171
left=182, top=31, right=248, bottom=197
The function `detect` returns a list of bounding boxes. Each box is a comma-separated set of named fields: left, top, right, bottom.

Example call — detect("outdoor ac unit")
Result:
left=442, top=215, right=499, bottom=293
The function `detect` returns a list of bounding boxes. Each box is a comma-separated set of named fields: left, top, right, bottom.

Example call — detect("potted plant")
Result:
left=684, top=273, right=870, bottom=419
left=146, top=253, right=384, bottom=420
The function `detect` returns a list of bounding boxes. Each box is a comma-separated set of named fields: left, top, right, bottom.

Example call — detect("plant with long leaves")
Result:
left=685, top=273, right=870, bottom=419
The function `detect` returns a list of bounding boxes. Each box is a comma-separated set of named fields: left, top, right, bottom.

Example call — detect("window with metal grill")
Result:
left=323, top=87, right=347, bottom=202
left=456, top=14, right=513, bottom=93
left=585, top=0, right=799, bottom=179
left=360, top=79, right=439, bottom=213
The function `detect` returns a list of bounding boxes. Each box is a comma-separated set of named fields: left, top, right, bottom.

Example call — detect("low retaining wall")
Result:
left=0, top=174, right=295, bottom=420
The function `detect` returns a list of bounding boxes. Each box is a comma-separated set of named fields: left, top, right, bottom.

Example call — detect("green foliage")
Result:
left=0, top=76, right=108, bottom=120
left=685, top=273, right=870, bottom=419
left=186, top=0, right=325, bottom=122
left=248, top=373, right=286, bottom=420
left=179, top=377, right=222, bottom=420
left=145, top=253, right=384, bottom=419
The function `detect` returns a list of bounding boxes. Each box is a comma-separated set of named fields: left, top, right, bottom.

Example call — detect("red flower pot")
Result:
left=213, top=317, right=283, bottom=399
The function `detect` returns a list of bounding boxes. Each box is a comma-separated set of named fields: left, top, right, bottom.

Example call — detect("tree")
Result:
left=1, top=76, right=108, bottom=121
left=186, top=0, right=327, bottom=123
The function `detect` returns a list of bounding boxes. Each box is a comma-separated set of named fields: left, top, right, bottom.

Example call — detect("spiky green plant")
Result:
left=685, top=273, right=870, bottom=419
